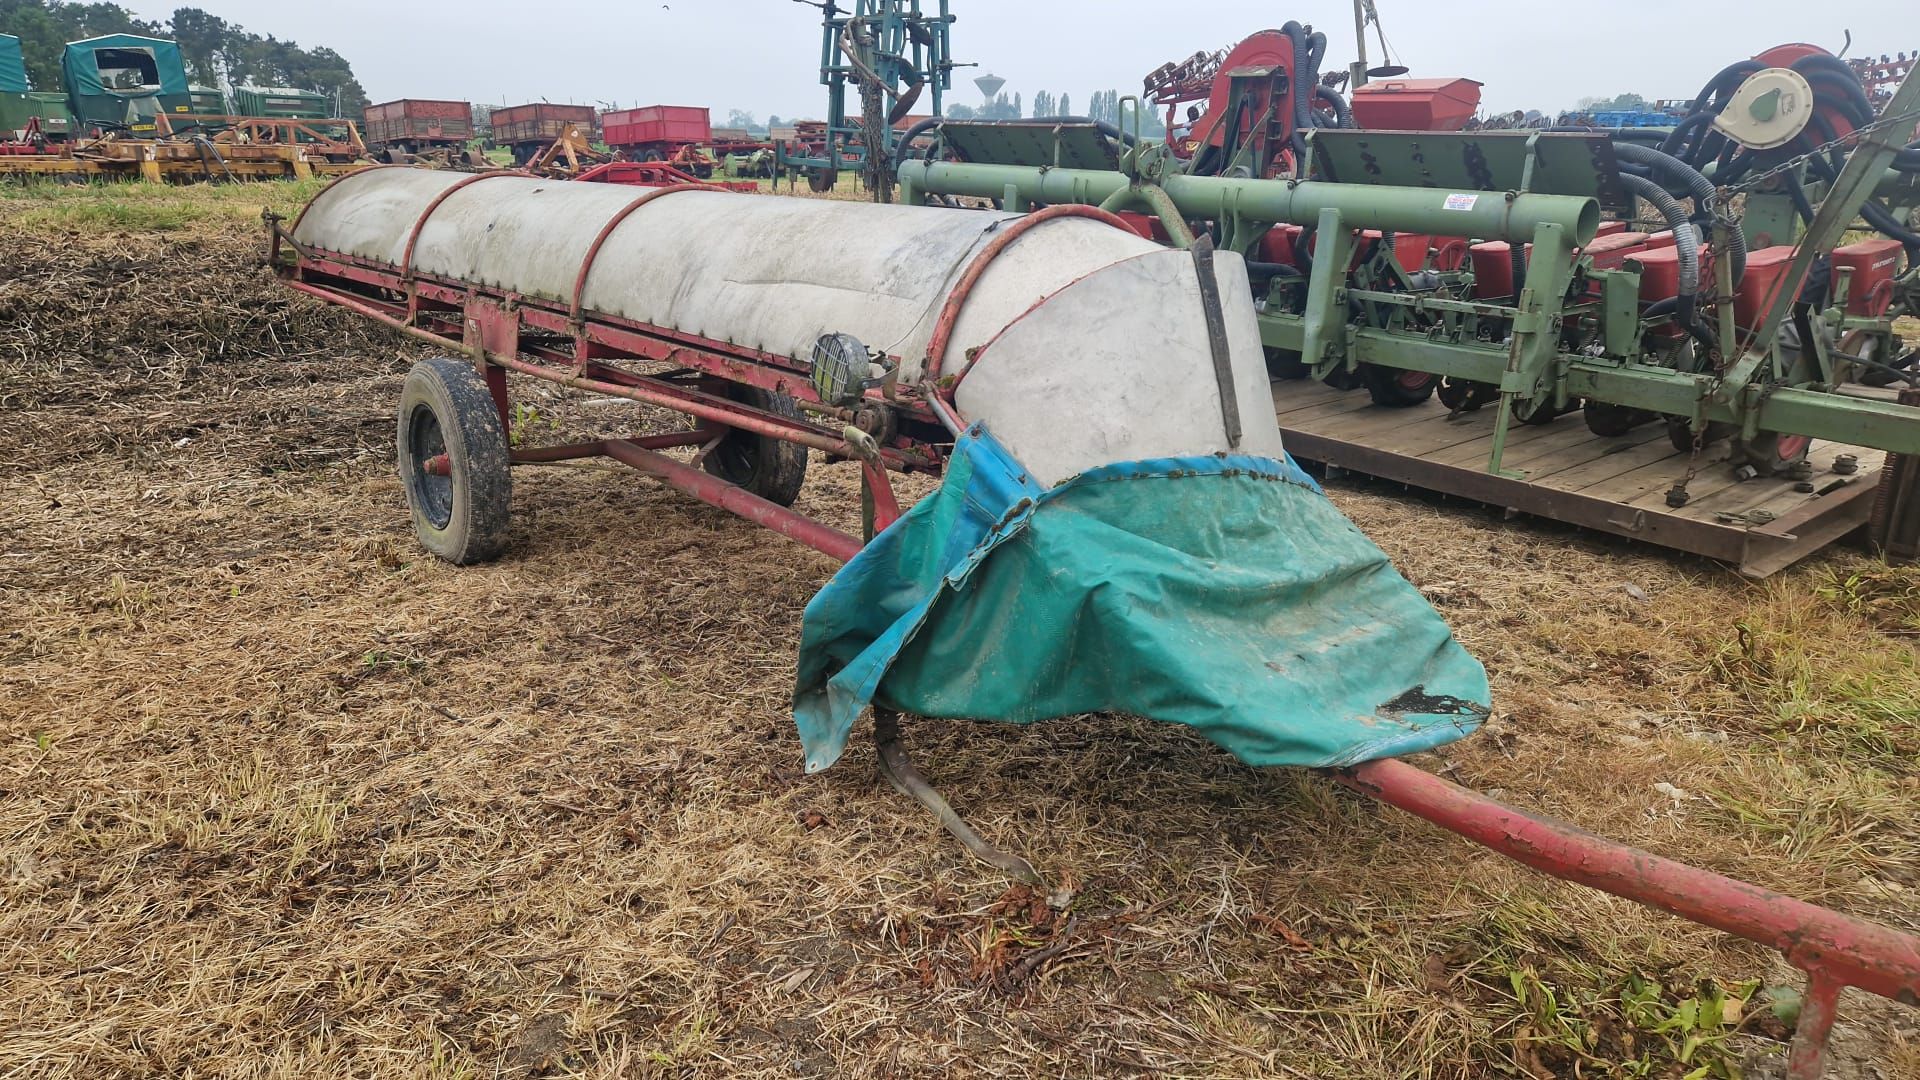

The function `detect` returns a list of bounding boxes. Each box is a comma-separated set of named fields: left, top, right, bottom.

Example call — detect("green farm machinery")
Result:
left=901, top=39, right=1920, bottom=565
left=779, top=0, right=958, bottom=194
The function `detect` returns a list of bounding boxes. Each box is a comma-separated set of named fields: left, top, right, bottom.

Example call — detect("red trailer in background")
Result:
left=491, top=102, right=597, bottom=164
left=363, top=99, right=475, bottom=157
left=602, top=105, right=709, bottom=157
left=602, top=105, right=716, bottom=177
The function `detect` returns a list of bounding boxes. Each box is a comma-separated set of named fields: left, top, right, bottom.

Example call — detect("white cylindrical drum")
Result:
left=293, top=168, right=1286, bottom=484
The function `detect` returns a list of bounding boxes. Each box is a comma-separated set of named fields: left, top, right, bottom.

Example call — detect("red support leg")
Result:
left=1785, top=976, right=1844, bottom=1080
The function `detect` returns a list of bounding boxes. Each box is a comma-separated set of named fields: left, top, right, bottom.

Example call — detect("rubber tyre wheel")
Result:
left=702, top=386, right=809, bottom=507
left=1320, top=365, right=1363, bottom=391
left=1264, top=347, right=1310, bottom=380
left=1361, top=365, right=1437, bottom=407
left=692, top=163, right=714, bottom=180
left=1582, top=401, right=1648, bottom=438
left=396, top=357, right=512, bottom=565
left=807, top=168, right=839, bottom=193
left=1667, top=418, right=1734, bottom=455
left=1515, top=396, right=1563, bottom=426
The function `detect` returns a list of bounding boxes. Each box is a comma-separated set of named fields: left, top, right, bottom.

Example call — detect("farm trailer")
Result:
left=600, top=105, right=719, bottom=177
left=490, top=102, right=597, bottom=165
left=270, top=165, right=1920, bottom=1078
left=362, top=98, right=478, bottom=163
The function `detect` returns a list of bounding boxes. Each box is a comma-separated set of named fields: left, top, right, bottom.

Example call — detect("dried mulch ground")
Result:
left=1, top=181, right=1917, bottom=1079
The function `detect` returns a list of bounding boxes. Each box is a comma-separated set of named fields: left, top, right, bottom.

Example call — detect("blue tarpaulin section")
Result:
left=793, top=427, right=1489, bottom=773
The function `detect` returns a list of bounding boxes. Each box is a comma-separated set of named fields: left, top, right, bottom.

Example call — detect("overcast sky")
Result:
left=120, top=0, right=1910, bottom=117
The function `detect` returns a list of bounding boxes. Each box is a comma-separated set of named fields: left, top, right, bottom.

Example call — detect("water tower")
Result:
left=974, top=73, right=1005, bottom=104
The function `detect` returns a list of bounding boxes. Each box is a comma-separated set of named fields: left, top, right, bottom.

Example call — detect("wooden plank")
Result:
left=1303, top=403, right=1485, bottom=447
left=1281, top=425, right=1753, bottom=561
left=1269, top=378, right=1352, bottom=416
left=1423, top=416, right=1603, bottom=470
left=1267, top=384, right=1884, bottom=576
left=1272, top=391, right=1394, bottom=427
left=1526, top=425, right=1671, bottom=482
left=1525, top=430, right=1686, bottom=490
left=1738, top=480, right=1881, bottom=578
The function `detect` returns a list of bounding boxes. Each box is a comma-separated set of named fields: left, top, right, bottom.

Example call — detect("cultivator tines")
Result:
left=1142, top=46, right=1226, bottom=106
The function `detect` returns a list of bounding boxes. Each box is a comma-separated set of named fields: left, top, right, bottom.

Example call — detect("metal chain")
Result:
left=1725, top=107, right=1920, bottom=195
left=840, top=17, right=895, bottom=203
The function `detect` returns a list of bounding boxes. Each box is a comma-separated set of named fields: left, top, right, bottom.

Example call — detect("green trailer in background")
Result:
left=60, top=33, right=191, bottom=133
left=0, top=33, right=26, bottom=93
left=234, top=84, right=330, bottom=121
left=0, top=35, right=72, bottom=142
left=232, top=85, right=342, bottom=142
left=182, top=84, right=229, bottom=133
left=0, top=33, right=33, bottom=137
left=188, top=85, right=227, bottom=114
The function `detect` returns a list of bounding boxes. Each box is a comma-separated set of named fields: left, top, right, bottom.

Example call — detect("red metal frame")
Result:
left=275, top=187, right=1920, bottom=1076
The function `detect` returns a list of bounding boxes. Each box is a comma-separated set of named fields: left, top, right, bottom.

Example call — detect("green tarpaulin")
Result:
left=794, top=429, right=1490, bottom=774
left=0, top=35, right=28, bottom=93
left=61, top=33, right=189, bottom=126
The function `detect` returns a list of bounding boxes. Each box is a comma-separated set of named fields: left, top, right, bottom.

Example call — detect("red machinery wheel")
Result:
left=1734, top=431, right=1813, bottom=476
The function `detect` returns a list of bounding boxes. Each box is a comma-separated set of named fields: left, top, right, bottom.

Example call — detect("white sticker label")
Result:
left=1443, top=193, right=1479, bottom=211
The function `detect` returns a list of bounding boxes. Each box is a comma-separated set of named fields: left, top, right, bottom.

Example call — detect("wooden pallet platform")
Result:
left=1272, top=379, right=1887, bottom=578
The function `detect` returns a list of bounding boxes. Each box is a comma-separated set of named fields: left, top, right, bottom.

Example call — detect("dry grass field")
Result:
left=1, top=177, right=1917, bottom=1079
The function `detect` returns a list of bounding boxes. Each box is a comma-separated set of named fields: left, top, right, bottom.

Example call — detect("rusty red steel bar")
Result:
left=1338, top=759, right=1920, bottom=1001
left=1338, top=757, right=1920, bottom=1072
left=861, top=459, right=903, bottom=532
left=922, top=204, right=1138, bottom=383
left=510, top=431, right=715, bottom=465
left=488, top=353, right=864, bottom=460
left=426, top=431, right=718, bottom=477
left=601, top=439, right=863, bottom=561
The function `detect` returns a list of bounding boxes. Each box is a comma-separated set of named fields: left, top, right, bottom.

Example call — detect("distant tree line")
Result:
left=0, top=0, right=368, bottom=113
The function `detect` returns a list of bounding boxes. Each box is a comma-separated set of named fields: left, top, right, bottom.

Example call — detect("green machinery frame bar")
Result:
left=897, top=159, right=1602, bottom=246
left=896, top=83, right=1920, bottom=464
